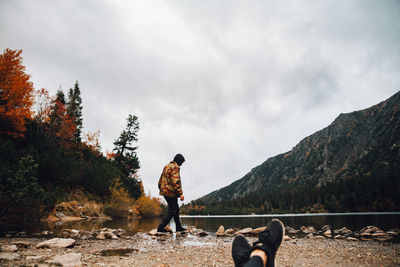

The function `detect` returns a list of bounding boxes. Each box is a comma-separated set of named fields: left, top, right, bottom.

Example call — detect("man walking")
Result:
left=157, top=154, right=186, bottom=232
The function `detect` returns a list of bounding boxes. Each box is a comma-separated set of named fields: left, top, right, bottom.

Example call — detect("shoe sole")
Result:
left=271, top=218, right=285, bottom=250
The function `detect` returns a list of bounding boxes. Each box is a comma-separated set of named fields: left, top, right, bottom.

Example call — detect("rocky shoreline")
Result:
left=0, top=224, right=399, bottom=266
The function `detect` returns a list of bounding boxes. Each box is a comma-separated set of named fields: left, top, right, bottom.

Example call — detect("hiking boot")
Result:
left=252, top=219, right=285, bottom=267
left=232, top=235, right=251, bottom=267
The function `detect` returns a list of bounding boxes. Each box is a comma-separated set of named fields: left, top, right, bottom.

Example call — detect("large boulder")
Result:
left=235, top=228, right=253, bottom=235
left=36, top=238, right=76, bottom=248
left=216, top=225, right=225, bottom=237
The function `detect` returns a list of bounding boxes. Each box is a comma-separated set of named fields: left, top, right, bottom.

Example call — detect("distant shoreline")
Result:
left=181, top=211, right=400, bottom=218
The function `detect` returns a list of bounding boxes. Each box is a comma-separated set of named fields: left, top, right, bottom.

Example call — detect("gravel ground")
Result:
left=1, top=233, right=399, bottom=266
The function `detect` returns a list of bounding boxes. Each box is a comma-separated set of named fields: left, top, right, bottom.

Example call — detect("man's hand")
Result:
left=180, top=195, right=184, bottom=201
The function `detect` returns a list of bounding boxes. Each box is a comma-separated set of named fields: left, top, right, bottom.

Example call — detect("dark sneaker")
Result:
left=232, top=235, right=251, bottom=267
left=157, top=227, right=169, bottom=233
left=176, top=226, right=187, bottom=232
left=252, top=219, right=285, bottom=267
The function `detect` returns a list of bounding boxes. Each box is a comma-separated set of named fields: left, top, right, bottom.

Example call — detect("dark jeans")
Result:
left=157, top=196, right=183, bottom=230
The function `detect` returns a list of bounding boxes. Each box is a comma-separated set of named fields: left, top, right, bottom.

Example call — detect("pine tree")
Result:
left=67, top=81, right=83, bottom=142
left=113, top=114, right=140, bottom=177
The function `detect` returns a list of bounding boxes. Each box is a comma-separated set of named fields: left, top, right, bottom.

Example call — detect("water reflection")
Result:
left=2, top=213, right=399, bottom=236
left=181, top=213, right=400, bottom=232
left=46, top=217, right=161, bottom=235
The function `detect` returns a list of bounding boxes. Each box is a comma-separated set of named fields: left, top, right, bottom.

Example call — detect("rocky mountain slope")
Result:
left=196, top=91, right=400, bottom=211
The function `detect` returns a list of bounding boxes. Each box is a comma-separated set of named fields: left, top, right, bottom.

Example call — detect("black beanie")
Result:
left=173, top=154, right=185, bottom=166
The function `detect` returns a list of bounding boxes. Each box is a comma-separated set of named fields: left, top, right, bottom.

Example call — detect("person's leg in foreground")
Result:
left=157, top=196, right=186, bottom=232
left=232, top=219, right=285, bottom=267
left=157, top=196, right=178, bottom=232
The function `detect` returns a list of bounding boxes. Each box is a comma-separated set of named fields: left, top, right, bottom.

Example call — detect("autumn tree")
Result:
left=48, top=90, right=76, bottom=143
left=83, top=130, right=101, bottom=153
left=67, top=81, right=83, bottom=142
left=34, top=88, right=52, bottom=124
left=0, top=49, right=34, bottom=137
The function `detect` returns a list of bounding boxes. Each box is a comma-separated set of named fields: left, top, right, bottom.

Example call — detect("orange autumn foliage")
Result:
left=0, top=49, right=34, bottom=137
left=34, top=88, right=52, bottom=124
left=134, top=194, right=162, bottom=217
left=83, top=130, right=101, bottom=153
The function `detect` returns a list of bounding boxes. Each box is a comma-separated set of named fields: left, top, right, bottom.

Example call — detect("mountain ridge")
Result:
left=185, top=91, right=400, bottom=213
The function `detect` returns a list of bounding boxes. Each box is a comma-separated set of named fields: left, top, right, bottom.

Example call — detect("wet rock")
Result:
left=70, top=229, right=80, bottom=237
left=225, top=228, right=237, bottom=235
left=36, top=238, right=76, bottom=248
left=360, top=226, right=380, bottom=234
left=324, top=229, right=332, bottom=238
left=197, top=230, right=209, bottom=236
left=1, top=245, right=18, bottom=252
left=216, top=225, right=225, bottom=237
left=148, top=229, right=158, bottom=236
left=286, top=226, right=300, bottom=234
left=56, top=211, right=66, bottom=218
left=235, top=228, right=253, bottom=235
left=322, top=225, right=331, bottom=231
left=41, top=230, right=53, bottom=236
left=104, top=231, right=118, bottom=240
left=96, top=228, right=120, bottom=239
left=301, top=226, right=316, bottom=234
left=334, top=227, right=352, bottom=235
left=117, top=228, right=126, bottom=236
left=386, top=231, right=399, bottom=236
left=0, top=252, right=20, bottom=260
left=46, top=253, right=82, bottom=267
left=372, top=232, right=390, bottom=237
left=252, top=226, right=267, bottom=235
left=12, top=241, right=31, bottom=248
left=188, top=226, right=208, bottom=236
left=96, top=232, right=106, bottom=240
left=360, top=232, right=372, bottom=237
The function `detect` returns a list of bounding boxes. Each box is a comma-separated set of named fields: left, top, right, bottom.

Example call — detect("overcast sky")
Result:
left=1, top=0, right=399, bottom=203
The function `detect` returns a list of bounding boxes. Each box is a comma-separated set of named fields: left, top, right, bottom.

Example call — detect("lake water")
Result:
left=181, top=212, right=400, bottom=233
left=3, top=212, right=399, bottom=236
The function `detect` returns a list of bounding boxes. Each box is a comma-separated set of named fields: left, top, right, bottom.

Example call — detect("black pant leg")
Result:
left=158, top=196, right=178, bottom=230
left=172, top=198, right=182, bottom=228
